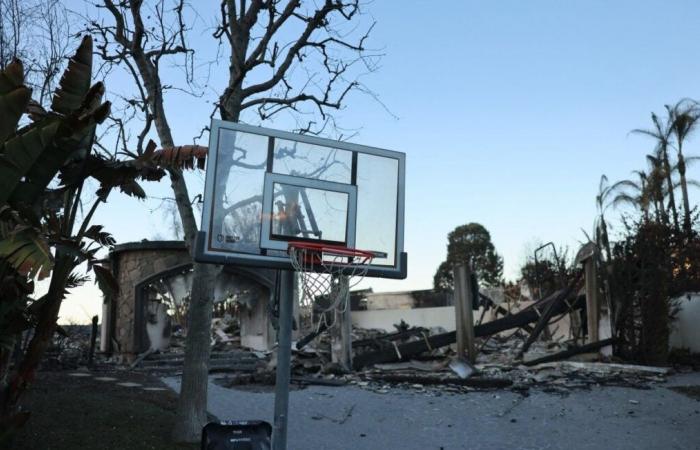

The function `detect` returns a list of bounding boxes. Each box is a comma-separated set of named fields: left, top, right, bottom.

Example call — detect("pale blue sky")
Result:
left=58, top=0, right=700, bottom=322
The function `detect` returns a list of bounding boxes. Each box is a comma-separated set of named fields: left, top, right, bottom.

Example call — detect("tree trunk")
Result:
left=172, top=261, right=217, bottom=442
left=2, top=253, right=74, bottom=414
left=129, top=48, right=221, bottom=443
left=662, top=148, right=679, bottom=230
left=677, top=152, right=692, bottom=235
left=600, top=217, right=612, bottom=263
left=168, top=167, right=220, bottom=443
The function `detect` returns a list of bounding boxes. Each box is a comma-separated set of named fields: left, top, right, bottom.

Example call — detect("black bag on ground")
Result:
left=201, top=420, right=272, bottom=450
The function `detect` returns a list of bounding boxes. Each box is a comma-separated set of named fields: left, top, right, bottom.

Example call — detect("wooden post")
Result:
left=453, top=264, right=476, bottom=364
left=584, top=257, right=599, bottom=343
left=454, top=265, right=465, bottom=357
left=88, top=315, right=98, bottom=366
left=464, top=268, right=477, bottom=364
left=100, top=300, right=111, bottom=353
left=330, top=275, right=352, bottom=371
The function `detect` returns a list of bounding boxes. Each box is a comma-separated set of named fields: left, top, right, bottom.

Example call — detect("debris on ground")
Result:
left=36, top=281, right=693, bottom=401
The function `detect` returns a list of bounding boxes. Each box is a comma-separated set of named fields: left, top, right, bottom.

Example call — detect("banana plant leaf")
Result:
left=50, top=35, right=93, bottom=116
left=0, top=60, right=31, bottom=141
left=0, top=120, right=61, bottom=205
left=0, top=35, right=109, bottom=208
left=59, top=151, right=164, bottom=198
left=7, top=94, right=110, bottom=207
left=0, top=227, right=52, bottom=280
left=92, top=264, right=119, bottom=297
left=152, top=144, right=208, bottom=170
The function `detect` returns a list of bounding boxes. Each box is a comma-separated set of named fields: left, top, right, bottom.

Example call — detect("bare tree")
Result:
left=0, top=0, right=72, bottom=107
left=87, top=0, right=378, bottom=442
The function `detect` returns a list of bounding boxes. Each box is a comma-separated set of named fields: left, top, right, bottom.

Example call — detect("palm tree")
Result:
left=666, top=99, right=699, bottom=235
left=595, top=175, right=614, bottom=261
left=632, top=112, right=678, bottom=229
left=609, top=170, right=652, bottom=221
left=645, top=153, right=669, bottom=222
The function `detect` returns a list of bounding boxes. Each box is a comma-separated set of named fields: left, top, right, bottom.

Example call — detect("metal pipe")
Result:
left=534, top=242, right=561, bottom=298
left=272, top=269, right=294, bottom=450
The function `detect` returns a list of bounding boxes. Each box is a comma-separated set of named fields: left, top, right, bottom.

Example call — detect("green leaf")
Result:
left=84, top=225, right=116, bottom=247
left=0, top=85, right=31, bottom=142
left=0, top=119, right=61, bottom=205
left=10, top=102, right=110, bottom=206
left=0, top=229, right=53, bottom=280
left=50, top=35, right=93, bottom=115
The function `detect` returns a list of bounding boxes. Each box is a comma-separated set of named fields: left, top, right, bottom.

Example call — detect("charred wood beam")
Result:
left=353, top=291, right=586, bottom=370
left=361, top=373, right=513, bottom=389
left=295, top=322, right=329, bottom=350
left=291, top=376, right=346, bottom=387
left=296, top=324, right=428, bottom=351
left=522, top=337, right=615, bottom=366
left=351, top=328, right=428, bottom=348
left=480, top=293, right=534, bottom=333
left=517, top=271, right=583, bottom=357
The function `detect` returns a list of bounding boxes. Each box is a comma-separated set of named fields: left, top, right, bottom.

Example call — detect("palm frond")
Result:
left=610, top=179, right=641, bottom=193
left=631, top=127, right=663, bottom=140
left=83, top=225, right=116, bottom=247
left=66, top=272, right=91, bottom=290
left=611, top=193, right=640, bottom=209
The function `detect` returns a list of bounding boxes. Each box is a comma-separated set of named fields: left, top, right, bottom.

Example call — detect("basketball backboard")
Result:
left=195, top=120, right=407, bottom=279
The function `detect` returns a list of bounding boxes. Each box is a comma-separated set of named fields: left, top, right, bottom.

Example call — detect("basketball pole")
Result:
left=273, top=269, right=295, bottom=450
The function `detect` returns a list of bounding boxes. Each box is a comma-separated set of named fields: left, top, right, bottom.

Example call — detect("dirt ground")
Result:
left=11, top=371, right=198, bottom=450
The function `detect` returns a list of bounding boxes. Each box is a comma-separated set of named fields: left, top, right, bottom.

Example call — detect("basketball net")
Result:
left=288, top=242, right=375, bottom=333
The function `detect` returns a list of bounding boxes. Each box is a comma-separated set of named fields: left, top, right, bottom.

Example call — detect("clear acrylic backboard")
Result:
left=195, top=119, right=406, bottom=279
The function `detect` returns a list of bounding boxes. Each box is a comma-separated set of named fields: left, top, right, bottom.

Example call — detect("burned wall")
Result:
left=107, top=241, right=191, bottom=359
left=104, top=240, right=279, bottom=360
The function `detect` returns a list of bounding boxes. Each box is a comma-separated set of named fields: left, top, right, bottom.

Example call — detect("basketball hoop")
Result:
left=196, top=120, right=407, bottom=450
left=288, top=241, right=377, bottom=330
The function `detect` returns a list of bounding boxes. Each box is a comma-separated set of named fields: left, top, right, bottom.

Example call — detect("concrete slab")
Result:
left=163, top=373, right=700, bottom=450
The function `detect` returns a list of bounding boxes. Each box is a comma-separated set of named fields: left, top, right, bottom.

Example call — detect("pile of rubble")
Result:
left=204, top=320, right=672, bottom=397
left=62, top=283, right=677, bottom=397
left=40, top=324, right=97, bottom=370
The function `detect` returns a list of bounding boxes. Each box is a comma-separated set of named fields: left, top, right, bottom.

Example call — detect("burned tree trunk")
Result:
left=93, top=0, right=377, bottom=443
